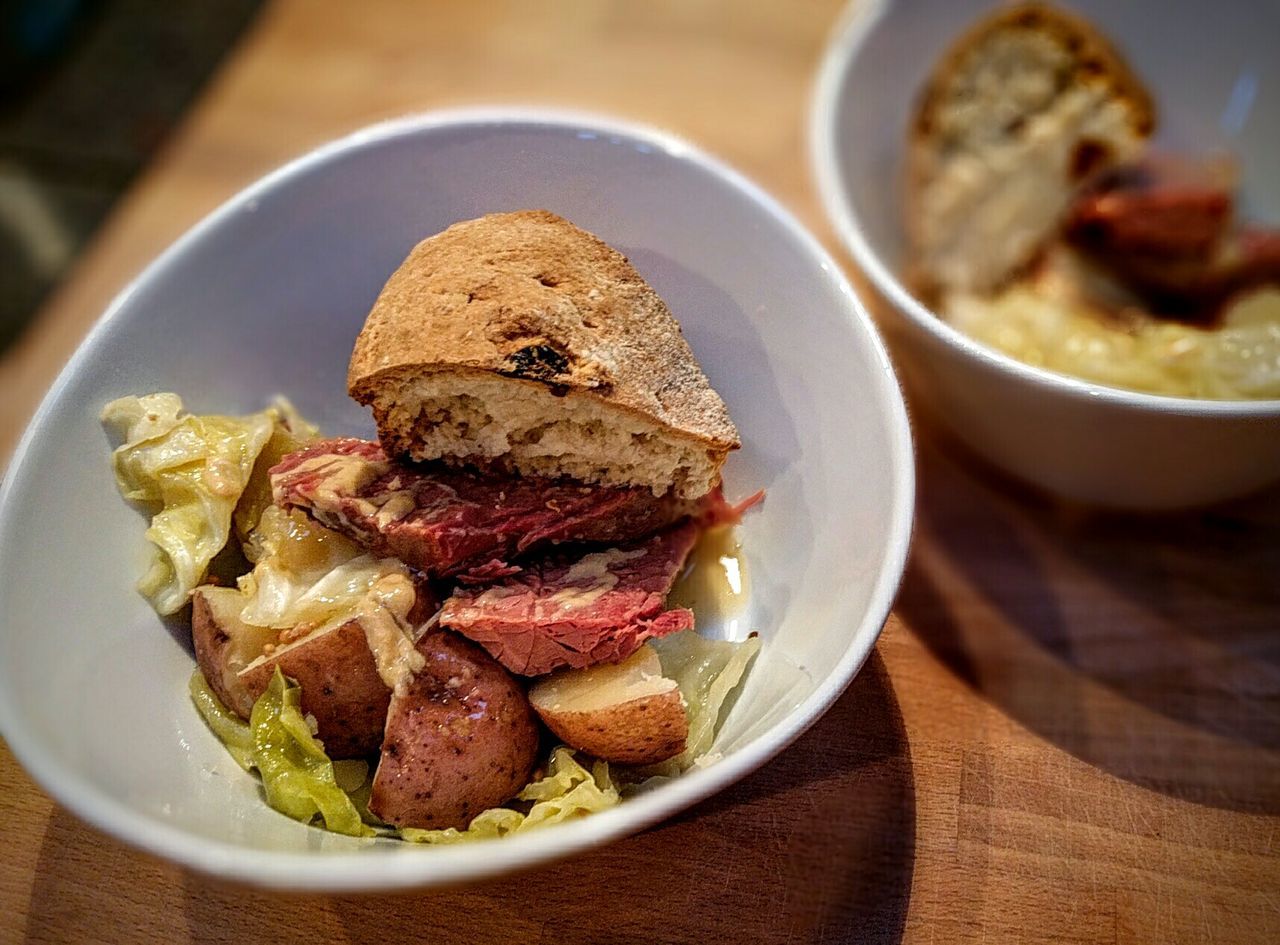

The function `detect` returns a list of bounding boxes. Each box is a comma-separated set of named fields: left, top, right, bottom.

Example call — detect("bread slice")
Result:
left=907, top=2, right=1156, bottom=297
left=347, top=210, right=739, bottom=499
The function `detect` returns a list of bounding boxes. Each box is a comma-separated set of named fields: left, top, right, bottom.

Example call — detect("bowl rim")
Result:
left=809, top=0, right=1280, bottom=417
left=0, top=105, right=916, bottom=892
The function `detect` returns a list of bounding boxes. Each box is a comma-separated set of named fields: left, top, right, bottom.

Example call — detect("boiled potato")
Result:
left=191, top=586, right=276, bottom=719
left=369, top=629, right=540, bottom=830
left=237, top=619, right=390, bottom=759
left=529, top=644, right=687, bottom=765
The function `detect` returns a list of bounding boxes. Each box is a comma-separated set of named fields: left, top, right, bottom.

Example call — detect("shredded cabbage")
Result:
left=193, top=503, right=417, bottom=703
left=399, top=808, right=525, bottom=844
left=189, top=660, right=371, bottom=829
left=103, top=394, right=276, bottom=614
left=639, top=631, right=761, bottom=777
left=188, top=671, right=254, bottom=771
left=190, top=668, right=372, bottom=836
left=247, top=668, right=373, bottom=837
left=946, top=284, right=1280, bottom=400
left=234, top=399, right=319, bottom=559
left=399, top=747, right=620, bottom=844
left=334, top=760, right=382, bottom=827
left=517, top=750, right=619, bottom=827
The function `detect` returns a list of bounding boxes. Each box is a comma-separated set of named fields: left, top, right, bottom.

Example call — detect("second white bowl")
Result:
left=812, top=0, right=1280, bottom=509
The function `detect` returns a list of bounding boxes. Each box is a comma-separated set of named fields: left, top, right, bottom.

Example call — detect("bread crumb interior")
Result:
left=370, top=372, right=720, bottom=499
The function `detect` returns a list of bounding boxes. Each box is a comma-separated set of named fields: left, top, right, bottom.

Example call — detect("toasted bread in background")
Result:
left=348, top=210, right=738, bottom=499
left=907, top=2, right=1156, bottom=297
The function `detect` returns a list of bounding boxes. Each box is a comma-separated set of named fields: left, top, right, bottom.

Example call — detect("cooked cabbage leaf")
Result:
left=331, top=759, right=370, bottom=793
left=103, top=392, right=185, bottom=457
left=946, top=282, right=1280, bottom=400
left=333, top=760, right=383, bottom=827
left=640, top=631, right=761, bottom=777
left=398, top=808, right=524, bottom=844
left=234, top=505, right=381, bottom=630
left=188, top=670, right=254, bottom=772
left=234, top=399, right=319, bottom=558
left=190, top=668, right=372, bottom=836
left=103, top=394, right=275, bottom=614
left=248, top=668, right=373, bottom=837
left=517, top=750, right=620, bottom=828
left=398, top=747, right=619, bottom=844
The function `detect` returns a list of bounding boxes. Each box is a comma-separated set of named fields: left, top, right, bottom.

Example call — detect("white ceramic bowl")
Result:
left=813, top=0, right=1280, bottom=509
left=0, top=109, right=913, bottom=891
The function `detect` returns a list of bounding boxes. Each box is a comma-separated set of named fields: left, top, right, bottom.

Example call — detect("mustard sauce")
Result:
left=668, top=525, right=749, bottom=631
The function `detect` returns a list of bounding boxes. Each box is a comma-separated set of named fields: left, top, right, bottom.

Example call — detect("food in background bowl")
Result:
left=103, top=210, right=761, bottom=841
left=906, top=2, right=1280, bottom=400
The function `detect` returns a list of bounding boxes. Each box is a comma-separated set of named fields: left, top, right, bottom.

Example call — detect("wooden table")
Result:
left=2, top=2, right=1277, bottom=942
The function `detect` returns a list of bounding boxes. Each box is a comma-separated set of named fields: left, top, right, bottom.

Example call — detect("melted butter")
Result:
left=668, top=526, right=749, bottom=627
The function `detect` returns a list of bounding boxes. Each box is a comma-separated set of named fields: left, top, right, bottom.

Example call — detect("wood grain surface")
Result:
left=1, top=2, right=1277, bottom=943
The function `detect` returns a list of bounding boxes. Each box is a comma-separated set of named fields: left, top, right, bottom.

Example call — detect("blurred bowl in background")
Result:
left=812, top=0, right=1280, bottom=510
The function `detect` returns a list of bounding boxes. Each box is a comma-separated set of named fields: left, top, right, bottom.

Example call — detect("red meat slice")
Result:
left=1065, top=156, right=1280, bottom=322
left=270, top=438, right=701, bottom=578
left=439, top=521, right=700, bottom=676
left=699, top=488, right=765, bottom=527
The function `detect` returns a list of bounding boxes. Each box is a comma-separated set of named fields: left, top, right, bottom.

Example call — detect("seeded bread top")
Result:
left=347, top=210, right=739, bottom=453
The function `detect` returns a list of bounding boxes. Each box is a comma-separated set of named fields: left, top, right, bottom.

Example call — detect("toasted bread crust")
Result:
left=912, top=4, right=1154, bottom=144
left=908, top=3, right=1156, bottom=295
left=347, top=211, right=739, bottom=457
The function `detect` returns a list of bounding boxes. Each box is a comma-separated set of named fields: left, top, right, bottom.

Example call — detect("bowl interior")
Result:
left=0, top=114, right=912, bottom=888
left=828, top=0, right=1280, bottom=288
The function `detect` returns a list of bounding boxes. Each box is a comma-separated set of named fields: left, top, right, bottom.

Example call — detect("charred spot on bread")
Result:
left=1012, top=5, right=1044, bottom=28
left=1070, top=138, right=1113, bottom=181
left=501, top=343, right=571, bottom=382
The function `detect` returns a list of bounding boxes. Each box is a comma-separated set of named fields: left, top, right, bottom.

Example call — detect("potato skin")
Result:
left=369, top=629, right=540, bottom=830
left=533, top=690, right=687, bottom=765
left=237, top=620, right=391, bottom=759
left=191, top=587, right=272, bottom=720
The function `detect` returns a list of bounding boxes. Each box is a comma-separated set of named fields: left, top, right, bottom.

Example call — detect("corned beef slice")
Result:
left=269, top=438, right=699, bottom=578
left=440, top=521, right=700, bottom=676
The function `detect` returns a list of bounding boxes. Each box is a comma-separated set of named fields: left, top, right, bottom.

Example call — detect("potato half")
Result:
left=192, top=586, right=276, bottom=719
left=369, top=629, right=540, bottom=830
left=238, top=619, right=390, bottom=759
left=529, top=645, right=687, bottom=765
